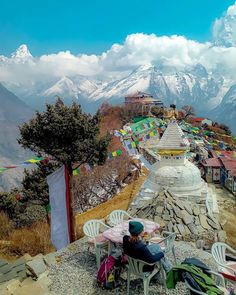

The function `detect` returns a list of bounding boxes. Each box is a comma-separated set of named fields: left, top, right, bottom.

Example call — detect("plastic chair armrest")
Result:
left=226, top=245, right=236, bottom=255
left=206, top=270, right=225, bottom=287
left=217, top=263, right=236, bottom=277
left=99, top=221, right=111, bottom=229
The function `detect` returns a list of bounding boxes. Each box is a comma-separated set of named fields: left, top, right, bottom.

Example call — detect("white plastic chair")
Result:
left=108, top=210, right=132, bottom=226
left=157, top=231, right=177, bottom=264
left=83, top=219, right=111, bottom=268
left=211, top=242, right=236, bottom=282
left=126, top=256, right=166, bottom=295
left=184, top=270, right=228, bottom=294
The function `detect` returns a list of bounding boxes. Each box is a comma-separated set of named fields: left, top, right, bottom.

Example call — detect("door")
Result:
left=213, top=168, right=220, bottom=182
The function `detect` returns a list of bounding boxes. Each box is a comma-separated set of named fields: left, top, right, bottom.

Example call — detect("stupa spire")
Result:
left=156, top=121, right=190, bottom=154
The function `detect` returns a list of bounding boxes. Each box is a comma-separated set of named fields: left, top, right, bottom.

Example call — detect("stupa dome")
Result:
left=149, top=160, right=205, bottom=194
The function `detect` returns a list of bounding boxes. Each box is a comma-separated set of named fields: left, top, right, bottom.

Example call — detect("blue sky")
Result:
left=0, top=0, right=235, bottom=56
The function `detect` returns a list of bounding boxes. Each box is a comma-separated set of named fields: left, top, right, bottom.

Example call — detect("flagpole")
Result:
left=64, top=165, right=74, bottom=243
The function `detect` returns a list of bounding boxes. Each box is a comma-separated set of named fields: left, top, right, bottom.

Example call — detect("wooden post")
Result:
left=64, top=165, right=75, bottom=243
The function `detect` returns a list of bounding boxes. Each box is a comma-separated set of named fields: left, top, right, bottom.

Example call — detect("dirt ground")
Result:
left=209, top=184, right=236, bottom=248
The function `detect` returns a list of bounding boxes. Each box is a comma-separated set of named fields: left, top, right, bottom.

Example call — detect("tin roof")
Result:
left=202, top=158, right=222, bottom=167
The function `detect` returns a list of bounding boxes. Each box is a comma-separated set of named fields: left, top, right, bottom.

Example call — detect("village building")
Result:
left=191, top=117, right=213, bottom=127
left=125, top=91, right=163, bottom=107
left=220, top=157, right=236, bottom=195
left=201, top=157, right=222, bottom=183
left=125, top=91, right=163, bottom=115
left=135, top=121, right=218, bottom=213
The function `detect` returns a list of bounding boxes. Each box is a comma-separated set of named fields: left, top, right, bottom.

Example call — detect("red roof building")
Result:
left=125, top=91, right=163, bottom=107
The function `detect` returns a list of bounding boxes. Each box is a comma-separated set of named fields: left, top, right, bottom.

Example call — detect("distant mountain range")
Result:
left=0, top=83, right=33, bottom=191
left=2, top=46, right=235, bottom=133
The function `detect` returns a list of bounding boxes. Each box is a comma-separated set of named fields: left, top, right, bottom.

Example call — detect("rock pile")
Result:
left=128, top=190, right=226, bottom=246
left=0, top=252, right=57, bottom=295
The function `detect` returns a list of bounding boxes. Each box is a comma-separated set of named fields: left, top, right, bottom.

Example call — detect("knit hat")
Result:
left=129, top=221, right=144, bottom=236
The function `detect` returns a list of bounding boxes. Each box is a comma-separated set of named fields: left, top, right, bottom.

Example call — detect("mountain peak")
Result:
left=134, top=64, right=154, bottom=72
left=11, top=44, right=32, bottom=62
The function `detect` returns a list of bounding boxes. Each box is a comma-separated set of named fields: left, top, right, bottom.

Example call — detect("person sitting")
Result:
left=123, top=221, right=172, bottom=272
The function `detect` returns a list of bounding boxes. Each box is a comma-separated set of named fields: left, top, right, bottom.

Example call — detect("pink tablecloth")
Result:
left=102, top=218, right=160, bottom=244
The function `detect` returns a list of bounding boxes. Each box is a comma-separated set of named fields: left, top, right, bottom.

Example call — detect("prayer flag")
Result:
left=116, top=150, right=122, bottom=156
left=150, top=131, right=155, bottom=137
left=73, top=168, right=80, bottom=176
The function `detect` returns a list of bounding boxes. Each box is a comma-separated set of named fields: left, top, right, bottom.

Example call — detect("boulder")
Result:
left=182, top=211, right=193, bottom=225
left=175, top=200, right=185, bottom=210
left=43, top=253, right=57, bottom=267
left=184, top=203, right=193, bottom=215
left=199, top=214, right=211, bottom=230
left=177, top=224, right=186, bottom=235
left=155, top=206, right=163, bottom=215
left=218, top=230, right=227, bottom=242
left=162, top=214, right=171, bottom=221
left=193, top=205, right=200, bottom=216
left=187, top=223, right=198, bottom=235
left=26, top=258, right=47, bottom=278
left=207, top=219, right=220, bottom=230
left=173, top=225, right=179, bottom=234
left=194, top=216, right=200, bottom=226
left=167, top=222, right=173, bottom=232
left=173, top=206, right=183, bottom=219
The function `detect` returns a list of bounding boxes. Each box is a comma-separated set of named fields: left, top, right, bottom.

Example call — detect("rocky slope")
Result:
left=0, top=83, right=33, bottom=191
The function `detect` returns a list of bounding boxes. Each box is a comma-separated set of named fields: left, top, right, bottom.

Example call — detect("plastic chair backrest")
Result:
left=127, top=256, right=152, bottom=276
left=163, top=232, right=176, bottom=253
left=109, top=210, right=131, bottom=226
left=83, top=219, right=101, bottom=238
left=212, top=242, right=227, bottom=265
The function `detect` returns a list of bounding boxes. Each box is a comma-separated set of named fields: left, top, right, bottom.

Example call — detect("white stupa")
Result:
left=137, top=121, right=217, bottom=211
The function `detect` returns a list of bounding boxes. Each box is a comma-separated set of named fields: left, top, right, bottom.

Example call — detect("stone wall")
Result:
left=128, top=190, right=226, bottom=247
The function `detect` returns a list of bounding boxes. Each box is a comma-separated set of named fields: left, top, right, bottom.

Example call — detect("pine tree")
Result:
left=18, top=102, right=110, bottom=173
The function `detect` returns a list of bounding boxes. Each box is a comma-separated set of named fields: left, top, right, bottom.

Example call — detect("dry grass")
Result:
left=74, top=167, right=149, bottom=238
left=0, top=211, right=14, bottom=240
left=2, top=221, right=55, bottom=257
left=220, top=206, right=236, bottom=248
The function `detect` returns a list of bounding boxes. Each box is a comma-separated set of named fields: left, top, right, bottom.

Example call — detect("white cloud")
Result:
left=213, top=1, right=236, bottom=46
left=1, top=3, right=236, bottom=87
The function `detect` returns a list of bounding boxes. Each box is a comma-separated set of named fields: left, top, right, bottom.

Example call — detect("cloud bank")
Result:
left=1, top=2, right=236, bottom=85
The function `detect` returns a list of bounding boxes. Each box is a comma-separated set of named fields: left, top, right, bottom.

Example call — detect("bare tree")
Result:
left=72, top=155, right=133, bottom=213
left=181, top=105, right=195, bottom=119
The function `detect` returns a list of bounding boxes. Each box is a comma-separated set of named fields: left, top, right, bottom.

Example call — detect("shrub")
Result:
left=0, top=211, right=14, bottom=239
left=0, top=192, right=23, bottom=218
left=14, top=205, right=47, bottom=228
left=8, top=221, right=54, bottom=256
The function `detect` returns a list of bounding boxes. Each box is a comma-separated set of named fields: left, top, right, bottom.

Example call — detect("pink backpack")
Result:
left=97, top=255, right=117, bottom=289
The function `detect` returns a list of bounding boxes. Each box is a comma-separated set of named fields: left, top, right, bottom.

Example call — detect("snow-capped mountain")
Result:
left=88, top=64, right=227, bottom=115
left=213, top=84, right=236, bottom=132
left=0, top=46, right=235, bottom=133
left=11, top=44, right=33, bottom=63
left=0, top=44, right=33, bottom=65
left=43, top=76, right=100, bottom=98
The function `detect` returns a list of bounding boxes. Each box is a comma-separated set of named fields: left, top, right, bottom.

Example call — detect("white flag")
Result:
left=47, top=165, right=70, bottom=250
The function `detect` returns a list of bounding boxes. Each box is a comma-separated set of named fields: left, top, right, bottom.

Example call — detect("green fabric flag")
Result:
left=73, top=168, right=80, bottom=176
left=45, top=203, right=51, bottom=213
left=116, top=150, right=122, bottom=156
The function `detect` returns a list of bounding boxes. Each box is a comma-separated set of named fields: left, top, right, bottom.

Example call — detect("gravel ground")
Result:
left=48, top=237, right=234, bottom=295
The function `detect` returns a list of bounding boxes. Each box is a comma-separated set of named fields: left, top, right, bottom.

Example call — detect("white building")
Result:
left=135, top=121, right=218, bottom=213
